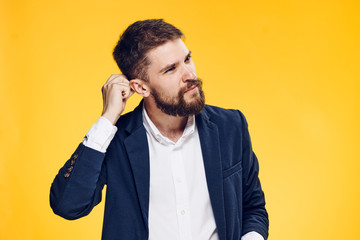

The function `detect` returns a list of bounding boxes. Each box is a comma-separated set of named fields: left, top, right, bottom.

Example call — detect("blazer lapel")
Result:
left=122, top=103, right=226, bottom=238
left=196, top=108, right=226, bottom=240
left=123, top=102, right=150, bottom=230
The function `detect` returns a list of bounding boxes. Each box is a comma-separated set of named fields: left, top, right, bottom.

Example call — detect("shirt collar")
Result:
left=142, top=106, right=196, bottom=145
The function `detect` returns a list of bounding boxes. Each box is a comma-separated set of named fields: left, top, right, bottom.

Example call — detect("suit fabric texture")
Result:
left=50, top=102, right=269, bottom=240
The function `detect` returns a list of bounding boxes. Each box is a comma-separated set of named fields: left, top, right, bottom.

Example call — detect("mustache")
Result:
left=183, top=78, right=203, bottom=93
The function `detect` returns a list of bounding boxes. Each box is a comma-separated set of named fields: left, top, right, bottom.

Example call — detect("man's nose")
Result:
left=182, top=65, right=196, bottom=82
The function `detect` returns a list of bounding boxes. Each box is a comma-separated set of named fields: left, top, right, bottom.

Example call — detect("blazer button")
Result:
left=71, top=159, right=75, bottom=165
left=68, top=166, right=73, bottom=172
left=73, top=153, right=78, bottom=160
left=64, top=172, right=70, bottom=178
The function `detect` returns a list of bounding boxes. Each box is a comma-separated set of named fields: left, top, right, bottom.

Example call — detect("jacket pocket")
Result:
left=222, top=161, right=242, bottom=179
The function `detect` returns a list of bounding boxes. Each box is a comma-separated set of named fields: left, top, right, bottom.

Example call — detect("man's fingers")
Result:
left=101, top=74, right=135, bottom=123
left=103, top=81, right=131, bottom=93
left=102, top=75, right=134, bottom=99
left=111, top=83, right=133, bottom=100
left=121, top=86, right=134, bottom=100
left=103, top=81, right=133, bottom=99
left=105, top=74, right=129, bottom=86
left=102, top=85, right=107, bottom=108
left=107, top=74, right=126, bottom=81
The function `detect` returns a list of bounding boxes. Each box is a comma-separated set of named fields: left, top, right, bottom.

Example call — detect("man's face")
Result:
left=145, top=39, right=205, bottom=116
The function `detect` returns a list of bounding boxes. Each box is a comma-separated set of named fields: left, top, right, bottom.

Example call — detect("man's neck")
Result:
left=144, top=100, right=188, bottom=143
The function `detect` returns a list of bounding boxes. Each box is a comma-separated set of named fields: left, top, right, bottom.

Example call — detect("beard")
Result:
left=151, top=78, right=205, bottom=117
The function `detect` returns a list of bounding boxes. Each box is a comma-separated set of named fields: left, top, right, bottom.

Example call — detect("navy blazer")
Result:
left=50, top=102, right=269, bottom=239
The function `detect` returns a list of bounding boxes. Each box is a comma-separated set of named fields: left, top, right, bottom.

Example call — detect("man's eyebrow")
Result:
left=159, top=63, right=177, bottom=74
left=159, top=51, right=192, bottom=74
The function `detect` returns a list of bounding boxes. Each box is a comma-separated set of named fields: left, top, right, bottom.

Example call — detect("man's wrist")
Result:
left=83, top=117, right=118, bottom=153
left=101, top=111, right=120, bottom=125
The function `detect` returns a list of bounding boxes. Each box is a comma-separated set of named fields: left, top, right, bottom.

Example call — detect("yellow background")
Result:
left=1, top=0, right=359, bottom=239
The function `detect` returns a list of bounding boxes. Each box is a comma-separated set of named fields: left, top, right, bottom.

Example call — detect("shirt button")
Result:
left=181, top=210, right=185, bottom=215
left=176, top=178, right=182, bottom=183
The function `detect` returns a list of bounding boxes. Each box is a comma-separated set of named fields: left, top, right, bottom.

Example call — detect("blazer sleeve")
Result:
left=50, top=143, right=107, bottom=220
left=238, top=111, right=269, bottom=239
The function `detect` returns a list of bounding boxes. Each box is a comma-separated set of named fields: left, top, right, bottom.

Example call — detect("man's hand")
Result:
left=101, top=74, right=134, bottom=125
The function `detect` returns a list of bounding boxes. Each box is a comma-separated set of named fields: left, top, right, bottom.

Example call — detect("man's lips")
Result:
left=184, top=85, right=197, bottom=93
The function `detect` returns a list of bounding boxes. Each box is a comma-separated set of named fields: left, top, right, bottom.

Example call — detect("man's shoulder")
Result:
left=203, top=104, right=239, bottom=115
left=202, top=104, right=247, bottom=126
left=199, top=105, right=250, bottom=142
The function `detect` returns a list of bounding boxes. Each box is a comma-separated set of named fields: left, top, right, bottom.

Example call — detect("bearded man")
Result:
left=50, top=19, right=269, bottom=240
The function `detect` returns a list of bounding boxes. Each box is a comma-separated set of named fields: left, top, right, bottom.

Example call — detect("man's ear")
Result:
left=129, top=79, right=150, bottom=97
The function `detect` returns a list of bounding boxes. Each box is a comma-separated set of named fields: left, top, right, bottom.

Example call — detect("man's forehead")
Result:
left=147, top=39, right=189, bottom=68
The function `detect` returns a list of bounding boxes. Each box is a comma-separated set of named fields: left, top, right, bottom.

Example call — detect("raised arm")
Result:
left=50, top=74, right=134, bottom=219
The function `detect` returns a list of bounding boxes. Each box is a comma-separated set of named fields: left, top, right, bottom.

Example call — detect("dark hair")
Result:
left=113, top=19, right=184, bottom=81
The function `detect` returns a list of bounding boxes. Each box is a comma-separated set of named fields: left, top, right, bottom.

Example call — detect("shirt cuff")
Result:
left=241, top=231, right=265, bottom=240
left=82, top=116, right=117, bottom=153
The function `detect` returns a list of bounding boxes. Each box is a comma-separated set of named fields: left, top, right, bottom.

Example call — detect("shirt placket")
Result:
left=170, top=144, right=192, bottom=240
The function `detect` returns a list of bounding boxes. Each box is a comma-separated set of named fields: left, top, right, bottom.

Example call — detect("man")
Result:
left=50, top=19, right=269, bottom=240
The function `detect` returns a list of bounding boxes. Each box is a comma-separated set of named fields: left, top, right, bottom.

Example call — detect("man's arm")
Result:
left=50, top=143, right=107, bottom=219
left=239, top=111, right=269, bottom=239
left=49, top=74, right=133, bottom=220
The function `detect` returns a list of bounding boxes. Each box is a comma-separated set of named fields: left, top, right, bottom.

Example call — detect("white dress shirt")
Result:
left=142, top=108, right=218, bottom=240
left=83, top=112, right=264, bottom=240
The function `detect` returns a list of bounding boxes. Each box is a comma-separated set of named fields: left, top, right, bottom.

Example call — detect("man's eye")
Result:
left=185, top=56, right=191, bottom=63
left=165, top=67, right=175, bottom=73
